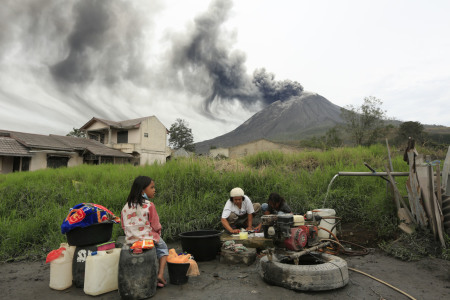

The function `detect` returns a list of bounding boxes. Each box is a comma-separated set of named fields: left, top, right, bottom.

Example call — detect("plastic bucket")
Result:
left=179, top=230, right=221, bottom=261
left=167, top=262, right=190, bottom=285
left=66, top=222, right=113, bottom=246
left=313, top=209, right=337, bottom=239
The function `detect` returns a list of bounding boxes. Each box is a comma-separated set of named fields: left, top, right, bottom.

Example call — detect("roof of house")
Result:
left=0, top=136, right=31, bottom=156
left=0, top=130, right=132, bottom=158
left=6, top=131, right=73, bottom=151
left=80, top=116, right=151, bottom=130
left=51, top=135, right=132, bottom=157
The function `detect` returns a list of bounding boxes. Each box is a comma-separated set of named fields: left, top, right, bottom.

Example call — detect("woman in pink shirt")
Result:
left=121, top=176, right=168, bottom=287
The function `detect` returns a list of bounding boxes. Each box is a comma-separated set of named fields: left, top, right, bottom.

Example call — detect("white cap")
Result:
left=230, top=187, right=244, bottom=198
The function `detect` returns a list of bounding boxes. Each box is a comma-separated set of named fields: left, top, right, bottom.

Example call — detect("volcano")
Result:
left=195, top=92, right=344, bottom=154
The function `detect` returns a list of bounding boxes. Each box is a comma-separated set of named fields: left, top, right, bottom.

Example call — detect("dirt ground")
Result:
left=1, top=240, right=449, bottom=300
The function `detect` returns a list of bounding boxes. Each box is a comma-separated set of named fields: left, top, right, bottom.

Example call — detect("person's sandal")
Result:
left=157, top=282, right=165, bottom=288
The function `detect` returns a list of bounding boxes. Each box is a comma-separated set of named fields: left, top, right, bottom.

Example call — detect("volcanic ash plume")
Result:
left=168, top=0, right=303, bottom=115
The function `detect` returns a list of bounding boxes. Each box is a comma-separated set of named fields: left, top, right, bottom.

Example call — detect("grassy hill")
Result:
left=0, top=144, right=447, bottom=260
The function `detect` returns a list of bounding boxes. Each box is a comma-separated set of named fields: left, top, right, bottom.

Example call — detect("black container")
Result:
left=66, top=222, right=113, bottom=246
left=118, top=245, right=158, bottom=300
left=179, top=230, right=221, bottom=261
left=72, top=244, right=98, bottom=288
left=167, top=262, right=190, bottom=285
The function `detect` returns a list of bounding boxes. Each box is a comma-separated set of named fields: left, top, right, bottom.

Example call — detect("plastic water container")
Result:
left=83, top=248, right=121, bottom=296
left=49, top=243, right=76, bottom=290
left=118, top=245, right=158, bottom=300
left=314, top=208, right=337, bottom=239
left=72, top=244, right=98, bottom=288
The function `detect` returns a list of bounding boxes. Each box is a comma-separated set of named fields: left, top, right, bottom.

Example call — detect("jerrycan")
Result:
left=118, top=244, right=158, bottom=300
left=72, top=244, right=98, bottom=288
left=84, top=248, right=121, bottom=296
left=49, top=243, right=76, bottom=290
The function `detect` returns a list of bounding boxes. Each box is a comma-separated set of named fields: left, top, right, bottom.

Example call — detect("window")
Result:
left=117, top=131, right=128, bottom=143
left=47, top=156, right=69, bottom=168
left=21, top=157, right=30, bottom=171
left=144, top=133, right=148, bottom=138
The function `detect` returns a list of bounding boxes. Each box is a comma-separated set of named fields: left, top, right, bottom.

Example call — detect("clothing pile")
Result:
left=167, top=249, right=200, bottom=276
left=222, top=240, right=248, bottom=253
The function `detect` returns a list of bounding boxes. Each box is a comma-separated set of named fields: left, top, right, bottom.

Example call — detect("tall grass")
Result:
left=0, top=144, right=409, bottom=260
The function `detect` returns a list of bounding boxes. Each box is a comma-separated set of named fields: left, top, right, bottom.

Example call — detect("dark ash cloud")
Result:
left=167, top=0, right=303, bottom=115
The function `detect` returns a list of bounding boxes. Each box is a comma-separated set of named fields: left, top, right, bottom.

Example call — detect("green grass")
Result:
left=0, top=143, right=441, bottom=261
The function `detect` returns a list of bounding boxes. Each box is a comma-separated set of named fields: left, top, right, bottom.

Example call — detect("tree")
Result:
left=397, top=121, right=427, bottom=145
left=169, top=119, right=195, bottom=152
left=341, top=96, right=387, bottom=146
left=67, top=127, right=86, bottom=138
left=324, top=126, right=343, bottom=148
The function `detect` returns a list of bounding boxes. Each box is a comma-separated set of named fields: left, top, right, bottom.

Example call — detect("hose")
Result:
left=348, top=267, right=417, bottom=300
left=318, top=227, right=370, bottom=256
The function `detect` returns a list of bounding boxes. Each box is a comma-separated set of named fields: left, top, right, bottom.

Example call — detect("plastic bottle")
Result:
left=83, top=248, right=121, bottom=296
left=49, top=243, right=76, bottom=290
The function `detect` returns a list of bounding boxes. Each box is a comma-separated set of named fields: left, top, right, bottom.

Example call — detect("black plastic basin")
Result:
left=66, top=222, right=114, bottom=246
left=179, top=230, right=221, bottom=261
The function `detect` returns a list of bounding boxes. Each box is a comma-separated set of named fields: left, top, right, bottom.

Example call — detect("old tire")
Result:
left=259, top=252, right=349, bottom=291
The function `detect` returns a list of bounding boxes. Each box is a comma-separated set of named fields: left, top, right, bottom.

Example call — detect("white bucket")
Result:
left=84, top=248, right=121, bottom=296
left=313, top=209, right=337, bottom=239
left=49, top=243, right=76, bottom=290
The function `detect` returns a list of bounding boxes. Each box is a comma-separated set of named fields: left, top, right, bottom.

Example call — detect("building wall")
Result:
left=229, top=139, right=300, bottom=158
left=139, top=117, right=167, bottom=151
left=29, top=152, right=47, bottom=171
left=68, top=154, right=84, bottom=167
left=210, top=148, right=229, bottom=158
left=88, top=121, right=109, bottom=131
left=140, top=151, right=167, bottom=165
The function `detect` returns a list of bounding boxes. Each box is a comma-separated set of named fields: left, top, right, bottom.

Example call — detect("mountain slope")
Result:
left=195, top=92, right=344, bottom=153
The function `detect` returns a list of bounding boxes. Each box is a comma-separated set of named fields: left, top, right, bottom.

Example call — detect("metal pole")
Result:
left=338, top=172, right=409, bottom=177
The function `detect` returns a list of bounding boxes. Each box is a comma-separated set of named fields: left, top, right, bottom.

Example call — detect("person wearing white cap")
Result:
left=221, top=187, right=261, bottom=234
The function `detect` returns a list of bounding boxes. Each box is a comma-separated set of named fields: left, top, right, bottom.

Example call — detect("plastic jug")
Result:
left=118, top=244, right=157, bottom=300
left=83, top=248, right=121, bottom=296
left=49, top=243, right=76, bottom=290
left=314, top=209, right=337, bottom=239
left=72, top=244, right=98, bottom=288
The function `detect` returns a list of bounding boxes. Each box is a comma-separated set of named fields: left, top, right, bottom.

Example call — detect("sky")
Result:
left=1, top=0, right=449, bottom=143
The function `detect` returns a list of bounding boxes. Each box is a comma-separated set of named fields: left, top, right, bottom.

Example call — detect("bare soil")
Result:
left=1, top=241, right=449, bottom=300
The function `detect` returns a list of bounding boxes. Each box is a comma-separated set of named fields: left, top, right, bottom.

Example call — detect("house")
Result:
left=0, top=130, right=132, bottom=174
left=209, top=138, right=302, bottom=159
left=80, top=116, right=171, bottom=165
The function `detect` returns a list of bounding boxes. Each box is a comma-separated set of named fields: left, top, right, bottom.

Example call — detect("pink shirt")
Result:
left=121, top=200, right=162, bottom=245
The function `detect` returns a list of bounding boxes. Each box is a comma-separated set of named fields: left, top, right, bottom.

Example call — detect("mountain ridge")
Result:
left=195, top=92, right=344, bottom=154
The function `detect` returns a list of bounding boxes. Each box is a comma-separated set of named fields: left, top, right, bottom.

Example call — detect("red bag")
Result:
left=46, top=247, right=66, bottom=263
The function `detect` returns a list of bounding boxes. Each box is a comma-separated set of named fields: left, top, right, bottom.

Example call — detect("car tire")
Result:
left=259, top=252, right=349, bottom=291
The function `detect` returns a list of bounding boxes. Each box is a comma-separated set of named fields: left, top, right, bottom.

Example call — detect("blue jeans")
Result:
left=155, top=238, right=169, bottom=259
